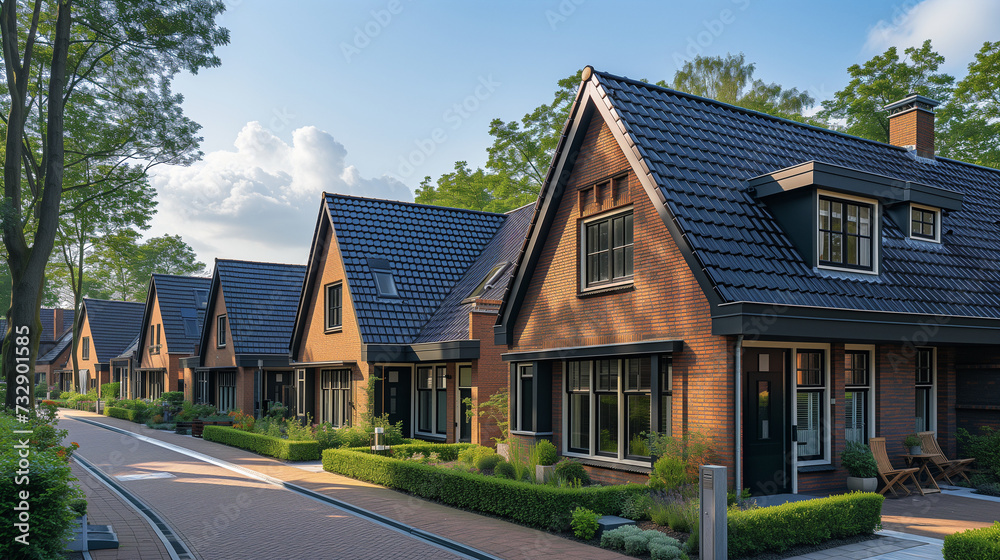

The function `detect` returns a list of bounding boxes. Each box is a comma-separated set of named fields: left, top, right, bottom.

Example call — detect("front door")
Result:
left=378, top=367, right=411, bottom=438
left=265, top=371, right=292, bottom=413
left=743, top=348, right=789, bottom=495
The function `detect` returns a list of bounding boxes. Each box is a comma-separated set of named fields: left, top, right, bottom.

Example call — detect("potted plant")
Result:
left=841, top=441, right=879, bottom=492
left=903, top=434, right=922, bottom=455
left=534, top=439, right=559, bottom=483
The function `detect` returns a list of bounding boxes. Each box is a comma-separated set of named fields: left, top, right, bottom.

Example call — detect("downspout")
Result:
left=734, top=334, right=744, bottom=498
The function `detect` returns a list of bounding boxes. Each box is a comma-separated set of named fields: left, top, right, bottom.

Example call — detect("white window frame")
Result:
left=579, top=205, right=635, bottom=292
left=816, top=190, right=880, bottom=275
left=844, top=344, right=876, bottom=444
left=415, top=364, right=447, bottom=438
left=909, top=203, right=941, bottom=243
left=560, top=356, right=654, bottom=468
left=915, top=347, right=937, bottom=433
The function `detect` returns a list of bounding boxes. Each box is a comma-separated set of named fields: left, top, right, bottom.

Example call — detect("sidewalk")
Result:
left=62, top=409, right=625, bottom=560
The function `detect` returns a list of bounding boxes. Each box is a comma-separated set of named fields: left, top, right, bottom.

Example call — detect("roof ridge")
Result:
left=83, top=297, right=143, bottom=305
left=505, top=201, right=536, bottom=214
left=324, top=191, right=507, bottom=219
left=215, top=258, right=307, bottom=269
left=591, top=69, right=919, bottom=157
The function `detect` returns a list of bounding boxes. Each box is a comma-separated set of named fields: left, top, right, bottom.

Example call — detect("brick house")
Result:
left=181, top=259, right=306, bottom=416
left=73, top=299, right=144, bottom=394
left=129, top=274, right=212, bottom=400
left=289, top=193, right=532, bottom=444
left=494, top=67, right=1000, bottom=494
left=31, top=308, right=75, bottom=392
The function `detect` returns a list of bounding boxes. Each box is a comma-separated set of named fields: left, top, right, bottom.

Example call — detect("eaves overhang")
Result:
left=712, top=301, right=1000, bottom=345
left=233, top=354, right=294, bottom=368
left=749, top=161, right=964, bottom=211
left=502, top=339, right=684, bottom=362
left=361, top=340, right=480, bottom=363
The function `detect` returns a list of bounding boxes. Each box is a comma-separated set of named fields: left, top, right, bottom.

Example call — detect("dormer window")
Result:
left=818, top=195, right=875, bottom=273
left=369, top=258, right=399, bottom=298
left=464, top=262, right=509, bottom=303
left=910, top=204, right=940, bottom=243
left=193, top=289, right=209, bottom=309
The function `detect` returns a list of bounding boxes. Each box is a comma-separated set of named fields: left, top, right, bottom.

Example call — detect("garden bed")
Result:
left=203, top=425, right=320, bottom=461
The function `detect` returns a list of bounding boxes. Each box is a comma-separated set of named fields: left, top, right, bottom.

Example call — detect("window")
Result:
left=218, top=371, right=236, bottom=411
left=844, top=350, right=871, bottom=445
left=296, top=369, right=306, bottom=416
left=217, top=315, right=227, bottom=348
left=910, top=205, right=939, bottom=242
left=82, top=336, right=90, bottom=360
left=567, top=361, right=591, bottom=453
left=464, top=262, right=509, bottom=303
left=819, top=196, right=874, bottom=271
left=416, top=365, right=447, bottom=435
left=181, top=308, right=199, bottom=337
left=659, top=356, right=672, bottom=436
left=915, top=348, right=935, bottom=432
left=193, top=289, right=209, bottom=309
left=321, top=369, right=351, bottom=428
left=369, top=259, right=399, bottom=298
left=150, top=324, right=161, bottom=354
left=583, top=210, right=633, bottom=289
left=796, top=350, right=825, bottom=461
left=517, top=364, right=534, bottom=432
left=325, top=283, right=342, bottom=331
left=196, top=371, right=209, bottom=404
left=149, top=372, right=164, bottom=400
left=565, top=356, right=659, bottom=462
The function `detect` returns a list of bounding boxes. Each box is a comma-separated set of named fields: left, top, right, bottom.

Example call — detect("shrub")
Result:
left=646, top=430, right=715, bottom=482
left=620, top=491, right=654, bottom=521
left=555, top=459, right=591, bottom=485
left=601, top=524, right=644, bottom=549
left=958, top=427, right=1000, bottom=482
left=571, top=507, right=599, bottom=540
left=650, top=488, right=698, bottom=533
left=323, top=447, right=645, bottom=528
left=105, top=407, right=142, bottom=422
left=943, top=522, right=1000, bottom=560
left=229, top=410, right=255, bottom=432
left=100, top=382, right=121, bottom=400
left=975, top=483, right=1000, bottom=497
left=203, top=425, right=319, bottom=460
left=649, top=455, right=687, bottom=491
left=601, top=526, right=686, bottom=559
left=284, top=415, right=316, bottom=441
left=841, top=440, right=879, bottom=478
left=494, top=460, right=516, bottom=479
left=475, top=450, right=502, bottom=473
left=535, top=439, right=558, bottom=466
left=727, top=492, right=884, bottom=557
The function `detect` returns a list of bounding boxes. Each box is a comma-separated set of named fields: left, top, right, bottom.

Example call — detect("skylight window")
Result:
left=193, top=289, right=209, bottom=309
left=368, top=258, right=399, bottom=298
left=464, top=262, right=509, bottom=303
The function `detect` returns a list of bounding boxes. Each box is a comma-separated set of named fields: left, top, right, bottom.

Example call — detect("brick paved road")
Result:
left=62, top=415, right=465, bottom=560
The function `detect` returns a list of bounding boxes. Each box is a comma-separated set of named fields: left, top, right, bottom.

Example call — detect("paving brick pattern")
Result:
left=63, top=410, right=627, bottom=559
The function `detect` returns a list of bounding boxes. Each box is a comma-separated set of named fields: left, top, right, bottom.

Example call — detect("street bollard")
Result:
left=700, top=465, right=727, bottom=560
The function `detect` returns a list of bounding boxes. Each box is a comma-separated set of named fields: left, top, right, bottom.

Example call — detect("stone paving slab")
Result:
left=62, top=410, right=628, bottom=560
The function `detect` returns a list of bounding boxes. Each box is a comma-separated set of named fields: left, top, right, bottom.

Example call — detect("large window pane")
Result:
left=583, top=210, right=634, bottom=288
left=569, top=393, right=590, bottom=453
left=845, top=390, right=866, bottom=444
left=598, top=394, right=618, bottom=455
left=627, top=394, right=650, bottom=457
left=436, top=389, right=447, bottom=435
left=797, top=391, right=822, bottom=460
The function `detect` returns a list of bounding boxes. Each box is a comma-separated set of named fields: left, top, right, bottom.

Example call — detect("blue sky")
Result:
left=150, top=0, right=999, bottom=265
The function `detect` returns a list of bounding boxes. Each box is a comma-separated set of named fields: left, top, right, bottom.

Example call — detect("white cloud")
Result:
left=864, top=0, right=1000, bottom=72
left=148, top=122, right=412, bottom=265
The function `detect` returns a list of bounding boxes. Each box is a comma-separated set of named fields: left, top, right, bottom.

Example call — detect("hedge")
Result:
left=388, top=443, right=474, bottom=462
left=944, top=522, right=1000, bottom=560
left=322, top=447, right=646, bottom=528
left=203, top=426, right=320, bottom=461
left=728, top=492, right=884, bottom=558
left=105, top=407, right=141, bottom=422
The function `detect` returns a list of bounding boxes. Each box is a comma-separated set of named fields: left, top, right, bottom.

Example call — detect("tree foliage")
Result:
left=87, top=231, right=204, bottom=302
left=938, top=41, right=1000, bottom=168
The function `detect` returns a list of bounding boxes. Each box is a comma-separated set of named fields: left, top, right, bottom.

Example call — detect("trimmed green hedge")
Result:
left=322, top=447, right=646, bottom=528
left=944, top=522, right=1000, bottom=560
left=388, top=443, right=474, bottom=462
left=728, top=492, right=884, bottom=558
left=203, top=426, right=320, bottom=461
left=105, top=407, right=141, bottom=422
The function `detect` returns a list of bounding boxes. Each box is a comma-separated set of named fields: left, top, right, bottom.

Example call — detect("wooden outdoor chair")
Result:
left=918, top=431, right=975, bottom=485
left=870, top=437, right=921, bottom=497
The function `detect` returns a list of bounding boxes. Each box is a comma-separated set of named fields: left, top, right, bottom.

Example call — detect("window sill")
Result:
left=414, top=433, right=447, bottom=442
left=577, top=282, right=635, bottom=299
left=816, top=264, right=878, bottom=276
left=511, top=430, right=554, bottom=437
left=798, top=463, right=837, bottom=473
left=324, top=326, right=343, bottom=334
left=563, top=453, right=652, bottom=474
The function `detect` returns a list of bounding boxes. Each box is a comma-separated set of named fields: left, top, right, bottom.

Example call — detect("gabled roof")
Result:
left=79, top=299, right=145, bottom=363
left=498, top=68, right=1000, bottom=344
left=40, top=308, right=74, bottom=342
left=38, top=330, right=73, bottom=365
left=137, top=274, right=212, bottom=356
left=202, top=259, right=306, bottom=356
left=415, top=202, right=534, bottom=343
left=293, top=193, right=509, bottom=348
left=115, top=333, right=140, bottom=361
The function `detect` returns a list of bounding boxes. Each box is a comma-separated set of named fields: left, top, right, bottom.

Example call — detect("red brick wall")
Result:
left=888, top=108, right=935, bottom=158
left=470, top=309, right=505, bottom=445
left=508, top=115, right=735, bottom=484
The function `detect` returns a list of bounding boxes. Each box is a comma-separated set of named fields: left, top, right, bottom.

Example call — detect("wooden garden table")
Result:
left=903, top=453, right=942, bottom=494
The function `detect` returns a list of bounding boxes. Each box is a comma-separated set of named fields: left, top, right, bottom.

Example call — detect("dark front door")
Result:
left=458, top=364, right=473, bottom=443
left=743, top=348, right=789, bottom=495
left=265, top=371, right=292, bottom=413
left=378, top=367, right=411, bottom=438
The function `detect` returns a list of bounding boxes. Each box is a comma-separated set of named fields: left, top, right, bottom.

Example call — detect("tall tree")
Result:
left=938, top=41, right=1000, bottom=168
left=87, top=231, right=204, bottom=302
left=818, top=40, right=955, bottom=142
left=1, top=0, right=228, bottom=409
left=665, top=53, right=818, bottom=122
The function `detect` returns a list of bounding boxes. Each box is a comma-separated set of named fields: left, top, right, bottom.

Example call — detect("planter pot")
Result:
left=192, top=420, right=204, bottom=438
left=496, top=443, right=511, bottom=461
left=909, top=446, right=922, bottom=455
left=847, top=476, right=878, bottom=492
left=536, top=464, right=556, bottom=484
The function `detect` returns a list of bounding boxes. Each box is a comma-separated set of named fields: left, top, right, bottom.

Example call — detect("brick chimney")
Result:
left=53, top=308, right=67, bottom=338
left=884, top=94, right=940, bottom=159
